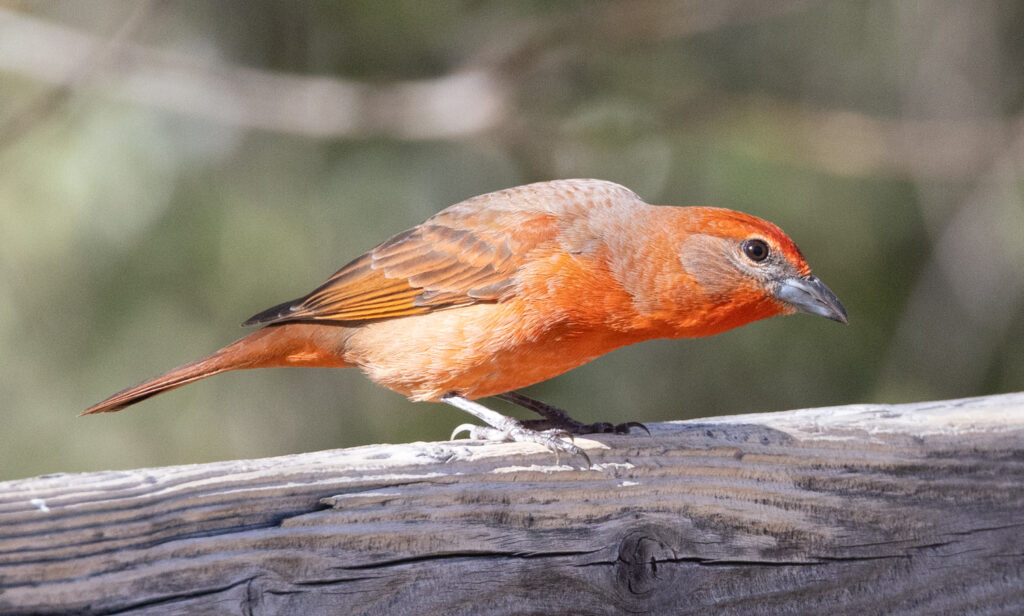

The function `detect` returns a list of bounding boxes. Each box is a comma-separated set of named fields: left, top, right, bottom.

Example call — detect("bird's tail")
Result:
left=80, top=323, right=349, bottom=415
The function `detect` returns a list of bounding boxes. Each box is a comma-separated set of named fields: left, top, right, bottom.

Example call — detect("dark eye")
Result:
left=742, top=238, right=770, bottom=263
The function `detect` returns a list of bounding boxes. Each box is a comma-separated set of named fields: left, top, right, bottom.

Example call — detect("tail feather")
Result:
left=81, top=323, right=350, bottom=416
left=80, top=353, right=238, bottom=415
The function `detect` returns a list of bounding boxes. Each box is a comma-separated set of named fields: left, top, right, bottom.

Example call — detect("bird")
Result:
left=82, top=179, right=847, bottom=462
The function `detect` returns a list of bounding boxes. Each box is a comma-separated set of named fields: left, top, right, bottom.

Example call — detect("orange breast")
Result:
left=341, top=301, right=652, bottom=401
left=340, top=247, right=655, bottom=401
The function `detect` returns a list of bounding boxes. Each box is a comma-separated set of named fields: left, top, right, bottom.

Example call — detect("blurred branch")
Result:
left=0, top=8, right=508, bottom=140
left=0, top=2, right=152, bottom=148
left=0, top=3, right=819, bottom=145
left=1, top=4, right=1019, bottom=183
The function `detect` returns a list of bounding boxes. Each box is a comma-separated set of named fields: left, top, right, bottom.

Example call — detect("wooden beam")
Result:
left=2, top=393, right=1023, bottom=614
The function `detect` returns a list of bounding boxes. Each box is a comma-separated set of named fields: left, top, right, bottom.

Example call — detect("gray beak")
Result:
left=775, top=275, right=848, bottom=324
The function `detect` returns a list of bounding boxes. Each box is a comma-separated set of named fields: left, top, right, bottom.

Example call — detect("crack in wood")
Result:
left=93, top=577, right=257, bottom=616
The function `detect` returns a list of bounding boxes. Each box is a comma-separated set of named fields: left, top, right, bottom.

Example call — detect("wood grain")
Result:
left=2, top=393, right=1023, bottom=615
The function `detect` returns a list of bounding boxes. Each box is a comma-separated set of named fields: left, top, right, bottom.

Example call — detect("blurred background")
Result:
left=1, top=1, right=1022, bottom=480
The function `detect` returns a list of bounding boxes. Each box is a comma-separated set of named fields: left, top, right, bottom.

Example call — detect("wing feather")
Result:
left=244, top=210, right=559, bottom=326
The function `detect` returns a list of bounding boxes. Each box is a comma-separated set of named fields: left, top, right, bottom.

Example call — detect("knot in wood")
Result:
left=615, top=526, right=679, bottom=599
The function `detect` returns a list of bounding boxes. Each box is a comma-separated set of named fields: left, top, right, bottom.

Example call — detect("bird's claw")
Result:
left=450, top=422, right=589, bottom=468
left=615, top=421, right=650, bottom=435
left=450, top=423, right=483, bottom=440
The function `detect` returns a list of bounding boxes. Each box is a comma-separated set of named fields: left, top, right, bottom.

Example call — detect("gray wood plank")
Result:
left=2, top=393, right=1022, bottom=615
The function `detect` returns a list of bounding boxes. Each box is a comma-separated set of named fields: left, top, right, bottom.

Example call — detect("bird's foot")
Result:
left=450, top=423, right=588, bottom=467
left=496, top=391, right=649, bottom=436
left=442, top=394, right=590, bottom=467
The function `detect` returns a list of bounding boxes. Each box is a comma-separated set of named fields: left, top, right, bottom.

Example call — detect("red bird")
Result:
left=83, top=179, right=846, bottom=461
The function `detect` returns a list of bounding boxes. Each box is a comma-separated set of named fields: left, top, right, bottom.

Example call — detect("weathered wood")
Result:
left=2, top=393, right=1023, bottom=615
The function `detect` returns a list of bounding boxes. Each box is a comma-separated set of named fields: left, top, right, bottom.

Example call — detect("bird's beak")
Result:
left=775, top=275, right=848, bottom=324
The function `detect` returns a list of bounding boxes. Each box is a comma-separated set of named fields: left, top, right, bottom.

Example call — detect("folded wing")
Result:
left=244, top=210, right=559, bottom=326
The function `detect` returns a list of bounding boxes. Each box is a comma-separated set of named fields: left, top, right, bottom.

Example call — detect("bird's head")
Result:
left=663, top=207, right=847, bottom=337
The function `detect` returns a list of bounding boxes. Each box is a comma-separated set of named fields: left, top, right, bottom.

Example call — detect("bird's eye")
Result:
left=741, top=238, right=770, bottom=263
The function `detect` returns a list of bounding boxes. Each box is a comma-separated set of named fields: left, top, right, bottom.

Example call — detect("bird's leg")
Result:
left=442, top=393, right=589, bottom=467
left=495, top=390, right=648, bottom=435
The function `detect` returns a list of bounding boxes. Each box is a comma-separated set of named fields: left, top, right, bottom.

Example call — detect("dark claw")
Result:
left=614, top=421, right=650, bottom=436
left=569, top=448, right=593, bottom=468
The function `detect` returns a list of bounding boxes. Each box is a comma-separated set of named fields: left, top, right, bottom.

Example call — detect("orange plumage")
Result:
left=83, top=179, right=846, bottom=457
